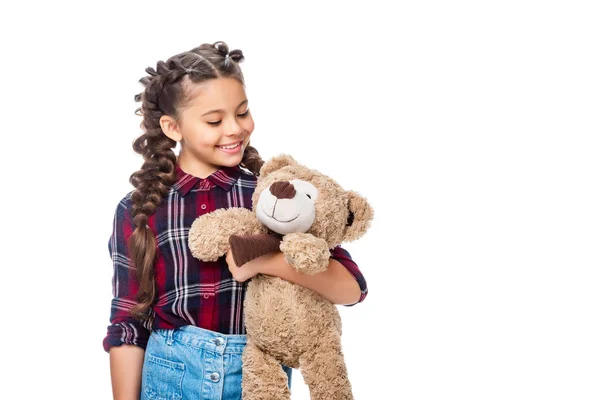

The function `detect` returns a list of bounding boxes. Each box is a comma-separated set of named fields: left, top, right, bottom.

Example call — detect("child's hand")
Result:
left=226, top=248, right=259, bottom=282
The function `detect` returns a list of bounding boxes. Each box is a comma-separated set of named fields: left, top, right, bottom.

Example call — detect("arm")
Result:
left=329, top=245, right=369, bottom=306
left=103, top=197, right=150, bottom=399
left=226, top=246, right=366, bottom=305
left=110, top=345, right=145, bottom=400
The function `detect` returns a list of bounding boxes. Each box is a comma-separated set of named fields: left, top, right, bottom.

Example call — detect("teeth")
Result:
left=219, top=141, right=241, bottom=149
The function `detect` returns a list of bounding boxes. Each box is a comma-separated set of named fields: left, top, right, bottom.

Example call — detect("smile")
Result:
left=273, top=214, right=299, bottom=223
left=261, top=205, right=300, bottom=223
left=216, top=140, right=243, bottom=150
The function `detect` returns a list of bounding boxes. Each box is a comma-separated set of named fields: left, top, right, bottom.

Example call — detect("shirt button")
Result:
left=201, top=204, right=207, bottom=210
left=209, top=372, right=220, bottom=382
left=213, top=337, right=224, bottom=346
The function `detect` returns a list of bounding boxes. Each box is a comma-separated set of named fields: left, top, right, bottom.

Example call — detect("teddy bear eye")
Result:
left=306, top=194, right=312, bottom=199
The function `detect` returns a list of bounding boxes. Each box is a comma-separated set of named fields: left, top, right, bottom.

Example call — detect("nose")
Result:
left=225, top=118, right=243, bottom=136
left=270, top=181, right=296, bottom=199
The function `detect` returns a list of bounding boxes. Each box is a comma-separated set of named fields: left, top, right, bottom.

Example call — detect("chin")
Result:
left=220, top=154, right=244, bottom=166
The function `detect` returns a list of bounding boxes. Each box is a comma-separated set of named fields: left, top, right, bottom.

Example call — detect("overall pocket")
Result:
left=143, top=353, right=185, bottom=400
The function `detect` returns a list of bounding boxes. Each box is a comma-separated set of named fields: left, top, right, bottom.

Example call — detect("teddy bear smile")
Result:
left=264, top=210, right=300, bottom=223
left=272, top=214, right=299, bottom=223
left=260, top=203, right=300, bottom=223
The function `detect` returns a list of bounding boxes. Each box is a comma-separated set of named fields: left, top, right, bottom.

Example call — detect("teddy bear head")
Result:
left=251, top=154, right=374, bottom=249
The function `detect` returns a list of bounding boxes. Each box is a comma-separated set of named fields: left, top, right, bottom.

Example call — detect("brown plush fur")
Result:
left=189, top=154, right=374, bottom=400
left=189, top=208, right=268, bottom=262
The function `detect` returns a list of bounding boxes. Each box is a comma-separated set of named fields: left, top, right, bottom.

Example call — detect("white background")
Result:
left=2, top=0, right=599, bottom=399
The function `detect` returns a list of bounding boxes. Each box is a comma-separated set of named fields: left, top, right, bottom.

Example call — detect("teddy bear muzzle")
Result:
left=257, top=180, right=317, bottom=235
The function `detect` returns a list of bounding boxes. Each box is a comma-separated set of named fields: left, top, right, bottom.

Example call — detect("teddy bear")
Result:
left=188, top=154, right=373, bottom=400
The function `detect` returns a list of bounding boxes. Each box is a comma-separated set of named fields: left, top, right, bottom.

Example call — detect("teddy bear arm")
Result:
left=189, top=208, right=265, bottom=261
left=280, top=233, right=331, bottom=275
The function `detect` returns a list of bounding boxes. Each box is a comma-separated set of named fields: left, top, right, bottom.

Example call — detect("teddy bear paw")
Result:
left=280, top=233, right=331, bottom=275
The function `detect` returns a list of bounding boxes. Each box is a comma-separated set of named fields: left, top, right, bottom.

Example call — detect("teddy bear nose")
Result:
left=269, top=181, right=296, bottom=199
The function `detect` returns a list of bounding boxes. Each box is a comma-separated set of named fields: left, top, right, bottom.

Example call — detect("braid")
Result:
left=241, top=144, right=264, bottom=176
left=129, top=69, right=179, bottom=321
left=127, top=41, right=249, bottom=320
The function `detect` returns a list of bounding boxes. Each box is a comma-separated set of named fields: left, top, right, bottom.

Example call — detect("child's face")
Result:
left=172, top=77, right=255, bottom=177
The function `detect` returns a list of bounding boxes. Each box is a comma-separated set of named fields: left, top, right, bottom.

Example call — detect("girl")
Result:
left=103, top=41, right=368, bottom=400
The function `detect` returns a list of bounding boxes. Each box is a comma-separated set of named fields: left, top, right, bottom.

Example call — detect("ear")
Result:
left=159, top=115, right=183, bottom=142
left=343, top=191, right=374, bottom=242
left=259, top=154, right=298, bottom=177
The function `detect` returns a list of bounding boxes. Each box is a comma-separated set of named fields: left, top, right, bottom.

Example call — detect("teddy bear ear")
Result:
left=343, top=191, right=374, bottom=242
left=259, top=154, right=299, bottom=177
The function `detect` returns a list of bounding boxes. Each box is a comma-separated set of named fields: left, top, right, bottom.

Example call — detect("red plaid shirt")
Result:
left=103, top=163, right=368, bottom=352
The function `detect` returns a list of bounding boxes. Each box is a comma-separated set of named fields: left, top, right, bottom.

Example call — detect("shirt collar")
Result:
left=174, top=163, right=241, bottom=196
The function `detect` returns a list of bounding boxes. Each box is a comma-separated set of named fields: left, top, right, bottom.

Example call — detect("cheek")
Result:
left=243, top=117, right=255, bottom=133
left=195, top=129, right=219, bottom=146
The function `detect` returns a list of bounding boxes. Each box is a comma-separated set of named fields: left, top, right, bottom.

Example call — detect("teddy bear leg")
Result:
left=242, top=339, right=291, bottom=400
left=298, top=333, right=354, bottom=400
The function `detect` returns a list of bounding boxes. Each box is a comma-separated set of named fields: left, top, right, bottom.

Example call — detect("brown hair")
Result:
left=128, top=41, right=264, bottom=321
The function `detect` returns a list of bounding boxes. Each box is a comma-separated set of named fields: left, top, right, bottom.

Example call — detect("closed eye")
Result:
left=207, top=109, right=250, bottom=126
